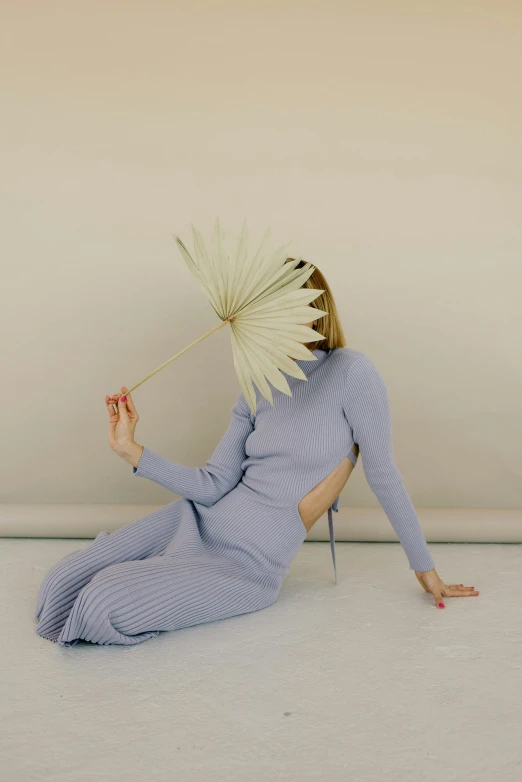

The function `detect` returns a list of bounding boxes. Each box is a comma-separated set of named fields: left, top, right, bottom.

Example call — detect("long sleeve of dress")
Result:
left=132, top=392, right=254, bottom=506
left=342, top=354, right=435, bottom=572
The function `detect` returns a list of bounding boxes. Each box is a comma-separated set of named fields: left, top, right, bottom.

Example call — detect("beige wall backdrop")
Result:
left=1, top=1, right=521, bottom=532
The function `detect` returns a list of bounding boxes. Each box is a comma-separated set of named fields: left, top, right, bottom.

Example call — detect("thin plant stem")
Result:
left=115, top=319, right=231, bottom=407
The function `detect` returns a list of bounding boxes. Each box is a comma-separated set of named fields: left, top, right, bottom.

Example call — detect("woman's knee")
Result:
left=72, top=569, right=119, bottom=627
left=73, top=562, right=155, bottom=638
left=35, top=547, right=88, bottom=616
left=80, top=560, right=141, bottom=609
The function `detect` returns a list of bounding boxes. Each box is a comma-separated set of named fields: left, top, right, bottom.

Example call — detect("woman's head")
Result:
left=286, top=257, right=347, bottom=352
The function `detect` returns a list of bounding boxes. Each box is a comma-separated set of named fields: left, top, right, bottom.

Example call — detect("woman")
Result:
left=35, top=260, right=478, bottom=646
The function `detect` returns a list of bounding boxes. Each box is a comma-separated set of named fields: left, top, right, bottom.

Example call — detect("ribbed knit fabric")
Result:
left=35, top=347, right=435, bottom=647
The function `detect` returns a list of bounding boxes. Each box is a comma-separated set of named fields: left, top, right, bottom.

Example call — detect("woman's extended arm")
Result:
left=131, top=392, right=254, bottom=506
left=342, top=354, right=435, bottom=573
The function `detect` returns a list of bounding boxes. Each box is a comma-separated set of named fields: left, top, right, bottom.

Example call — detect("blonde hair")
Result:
left=286, top=258, right=347, bottom=352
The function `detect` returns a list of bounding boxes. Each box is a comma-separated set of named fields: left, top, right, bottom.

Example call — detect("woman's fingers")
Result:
left=432, top=586, right=445, bottom=609
left=444, top=585, right=479, bottom=596
left=105, top=395, right=119, bottom=417
left=416, top=571, right=479, bottom=609
left=105, top=388, right=138, bottom=425
left=442, top=584, right=475, bottom=595
left=117, top=393, right=129, bottom=416
left=120, top=386, right=138, bottom=416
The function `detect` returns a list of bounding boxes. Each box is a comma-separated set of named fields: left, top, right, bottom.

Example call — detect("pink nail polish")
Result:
left=120, top=396, right=126, bottom=402
left=438, top=603, right=445, bottom=608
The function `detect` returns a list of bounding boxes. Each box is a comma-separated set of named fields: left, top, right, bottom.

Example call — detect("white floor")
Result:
left=2, top=538, right=521, bottom=782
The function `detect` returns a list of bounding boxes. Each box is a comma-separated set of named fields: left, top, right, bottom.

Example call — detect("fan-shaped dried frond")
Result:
left=124, top=218, right=327, bottom=415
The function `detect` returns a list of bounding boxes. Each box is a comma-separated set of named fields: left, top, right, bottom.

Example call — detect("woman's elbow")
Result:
left=195, top=473, right=241, bottom=506
left=365, top=464, right=404, bottom=493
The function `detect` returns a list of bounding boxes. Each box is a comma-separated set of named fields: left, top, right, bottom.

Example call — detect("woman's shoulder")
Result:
left=329, top=348, right=384, bottom=384
left=329, top=346, right=370, bottom=369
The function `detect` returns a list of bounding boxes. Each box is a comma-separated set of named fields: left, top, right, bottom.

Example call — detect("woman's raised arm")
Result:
left=131, top=392, right=254, bottom=506
left=107, top=387, right=254, bottom=507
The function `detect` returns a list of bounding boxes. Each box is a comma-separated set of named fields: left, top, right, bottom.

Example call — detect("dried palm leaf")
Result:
left=122, top=218, right=327, bottom=414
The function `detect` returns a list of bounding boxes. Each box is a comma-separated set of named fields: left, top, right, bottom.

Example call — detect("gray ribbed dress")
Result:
left=35, top=347, right=435, bottom=647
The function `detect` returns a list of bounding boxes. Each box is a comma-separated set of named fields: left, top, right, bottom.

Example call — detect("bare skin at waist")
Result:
left=297, top=443, right=359, bottom=532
